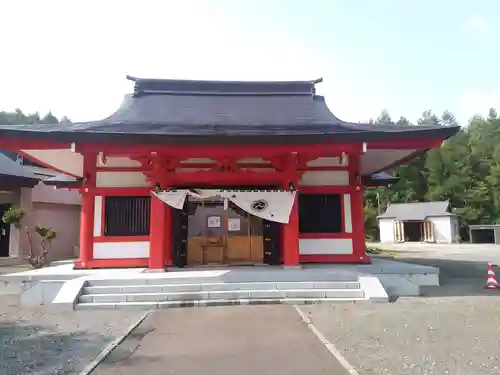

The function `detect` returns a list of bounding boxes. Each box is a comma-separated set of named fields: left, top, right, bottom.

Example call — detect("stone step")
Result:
left=79, top=288, right=365, bottom=303
left=86, top=273, right=360, bottom=287
left=83, top=281, right=361, bottom=295
left=76, top=297, right=368, bottom=310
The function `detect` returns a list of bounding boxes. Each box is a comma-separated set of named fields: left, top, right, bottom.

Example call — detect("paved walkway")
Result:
left=93, top=305, right=351, bottom=375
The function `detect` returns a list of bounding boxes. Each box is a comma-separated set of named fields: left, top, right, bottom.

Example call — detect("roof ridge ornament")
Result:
left=126, top=75, right=322, bottom=97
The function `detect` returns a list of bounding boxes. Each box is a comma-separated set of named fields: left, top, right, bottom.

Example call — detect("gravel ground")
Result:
left=302, top=296, right=500, bottom=375
left=0, top=267, right=143, bottom=375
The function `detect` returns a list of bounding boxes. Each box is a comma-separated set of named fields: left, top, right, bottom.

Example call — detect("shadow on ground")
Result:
left=380, top=255, right=500, bottom=298
left=0, top=320, right=113, bottom=375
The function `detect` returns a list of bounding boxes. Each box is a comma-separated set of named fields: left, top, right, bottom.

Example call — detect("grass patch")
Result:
left=366, top=247, right=383, bottom=254
left=366, top=246, right=398, bottom=257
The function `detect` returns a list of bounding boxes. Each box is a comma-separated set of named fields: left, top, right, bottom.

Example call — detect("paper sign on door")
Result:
left=207, top=216, right=221, bottom=228
left=228, top=218, right=240, bottom=231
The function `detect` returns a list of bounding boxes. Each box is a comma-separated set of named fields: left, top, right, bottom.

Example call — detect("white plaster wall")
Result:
left=93, top=196, right=102, bottom=237
left=96, top=172, right=150, bottom=187
left=97, top=156, right=141, bottom=167
left=429, top=216, right=454, bottom=243
left=379, top=218, right=395, bottom=243
left=343, top=194, right=352, bottom=233
left=299, top=171, right=349, bottom=186
left=299, top=238, right=353, bottom=255
left=306, top=157, right=344, bottom=167
left=93, top=242, right=150, bottom=259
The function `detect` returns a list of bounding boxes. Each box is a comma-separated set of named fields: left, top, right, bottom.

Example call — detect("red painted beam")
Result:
left=74, top=258, right=150, bottom=269
left=76, top=142, right=365, bottom=158
left=299, top=233, right=352, bottom=239
left=167, top=171, right=286, bottom=185
left=299, top=254, right=371, bottom=264
left=95, top=163, right=348, bottom=172
left=94, top=235, right=150, bottom=243
left=299, top=186, right=353, bottom=194
left=95, top=166, right=151, bottom=172
left=91, top=187, right=151, bottom=196
left=90, top=182, right=354, bottom=195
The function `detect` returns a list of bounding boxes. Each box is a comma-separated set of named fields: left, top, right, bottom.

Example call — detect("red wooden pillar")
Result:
left=148, top=155, right=171, bottom=270
left=349, top=154, right=370, bottom=263
left=281, top=153, right=300, bottom=267
left=282, top=195, right=300, bottom=266
left=75, top=152, right=97, bottom=269
left=149, top=194, right=167, bottom=269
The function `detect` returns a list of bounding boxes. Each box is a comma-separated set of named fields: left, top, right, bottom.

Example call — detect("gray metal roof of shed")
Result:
left=468, top=225, right=500, bottom=229
left=0, top=152, right=40, bottom=188
left=378, top=200, right=455, bottom=221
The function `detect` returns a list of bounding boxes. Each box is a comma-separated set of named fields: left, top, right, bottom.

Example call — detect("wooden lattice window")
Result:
left=298, top=194, right=342, bottom=233
left=104, top=196, right=150, bottom=236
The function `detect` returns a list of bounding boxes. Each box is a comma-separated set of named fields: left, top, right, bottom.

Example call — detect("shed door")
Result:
left=422, top=220, right=435, bottom=242
left=393, top=220, right=404, bottom=242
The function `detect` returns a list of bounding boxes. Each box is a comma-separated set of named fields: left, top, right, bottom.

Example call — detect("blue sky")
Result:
left=1, top=0, right=499, bottom=124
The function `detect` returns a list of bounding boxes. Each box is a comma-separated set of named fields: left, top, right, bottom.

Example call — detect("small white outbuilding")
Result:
left=377, top=201, right=459, bottom=244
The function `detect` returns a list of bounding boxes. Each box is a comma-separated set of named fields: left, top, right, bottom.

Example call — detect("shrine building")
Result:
left=0, top=76, right=459, bottom=269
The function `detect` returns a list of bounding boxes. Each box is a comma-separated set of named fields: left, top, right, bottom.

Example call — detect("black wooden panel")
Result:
left=104, top=196, right=150, bottom=236
left=172, top=209, right=188, bottom=268
left=263, top=219, right=280, bottom=265
left=298, top=194, right=342, bottom=233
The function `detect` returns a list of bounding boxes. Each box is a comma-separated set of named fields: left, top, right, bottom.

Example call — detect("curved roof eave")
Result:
left=0, top=76, right=460, bottom=145
left=0, top=124, right=460, bottom=145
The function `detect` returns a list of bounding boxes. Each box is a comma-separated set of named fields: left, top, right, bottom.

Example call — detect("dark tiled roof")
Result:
left=362, top=171, right=399, bottom=186
left=0, top=153, right=40, bottom=188
left=43, top=173, right=82, bottom=188
left=0, top=77, right=460, bottom=145
left=378, top=201, right=454, bottom=221
left=128, top=75, right=321, bottom=96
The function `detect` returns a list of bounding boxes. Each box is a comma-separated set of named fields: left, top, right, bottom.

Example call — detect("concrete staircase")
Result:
left=76, top=279, right=371, bottom=310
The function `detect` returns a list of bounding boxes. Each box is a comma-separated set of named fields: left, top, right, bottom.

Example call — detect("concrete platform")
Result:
left=0, top=257, right=438, bottom=283
left=0, top=258, right=439, bottom=309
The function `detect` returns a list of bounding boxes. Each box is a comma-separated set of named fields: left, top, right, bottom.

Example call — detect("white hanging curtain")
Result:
left=152, top=190, right=188, bottom=210
left=151, top=189, right=297, bottom=224
left=220, top=190, right=296, bottom=224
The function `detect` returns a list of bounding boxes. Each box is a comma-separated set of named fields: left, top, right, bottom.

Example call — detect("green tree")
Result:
left=363, top=107, right=500, bottom=241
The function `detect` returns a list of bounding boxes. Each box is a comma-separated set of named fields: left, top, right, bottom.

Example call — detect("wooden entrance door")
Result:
left=225, top=203, right=263, bottom=264
left=186, top=199, right=263, bottom=265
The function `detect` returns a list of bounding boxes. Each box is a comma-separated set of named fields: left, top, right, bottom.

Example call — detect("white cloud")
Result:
left=459, top=90, right=500, bottom=120
left=464, top=16, right=497, bottom=40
